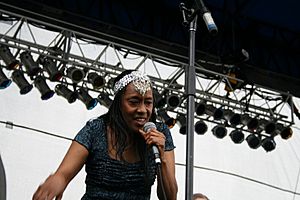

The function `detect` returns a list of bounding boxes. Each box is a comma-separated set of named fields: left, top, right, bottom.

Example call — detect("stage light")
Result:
left=157, top=109, right=176, bottom=128
left=0, top=67, right=12, bottom=89
left=223, top=109, right=241, bottom=127
left=241, top=114, right=259, bottom=130
left=246, top=134, right=261, bottom=149
left=77, top=87, right=97, bottom=110
left=34, top=76, right=55, bottom=100
left=176, top=115, right=187, bottom=135
left=40, top=57, right=63, bottom=81
left=55, top=84, right=77, bottom=103
left=0, top=45, right=20, bottom=70
left=279, top=127, right=293, bottom=140
left=166, top=94, right=181, bottom=109
left=66, top=66, right=85, bottom=83
left=20, top=51, right=41, bottom=76
left=195, top=120, right=208, bottom=135
left=87, top=72, right=105, bottom=89
left=153, top=88, right=166, bottom=108
left=97, top=93, right=112, bottom=108
left=261, top=137, right=276, bottom=152
left=205, top=105, right=224, bottom=120
left=258, top=119, right=276, bottom=134
left=229, top=130, right=244, bottom=144
left=275, top=124, right=293, bottom=140
left=212, top=125, right=227, bottom=139
left=107, top=77, right=115, bottom=89
left=195, top=101, right=206, bottom=116
left=11, top=70, right=33, bottom=94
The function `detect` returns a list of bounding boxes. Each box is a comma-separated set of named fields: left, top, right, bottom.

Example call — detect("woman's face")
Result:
left=121, top=83, right=153, bottom=133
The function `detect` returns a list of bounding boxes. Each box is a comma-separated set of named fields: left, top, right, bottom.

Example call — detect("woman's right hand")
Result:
left=32, top=141, right=89, bottom=200
left=32, top=173, right=67, bottom=200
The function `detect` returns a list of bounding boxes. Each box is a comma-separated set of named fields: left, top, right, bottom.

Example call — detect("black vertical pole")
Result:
left=185, top=14, right=197, bottom=200
left=180, top=1, right=217, bottom=198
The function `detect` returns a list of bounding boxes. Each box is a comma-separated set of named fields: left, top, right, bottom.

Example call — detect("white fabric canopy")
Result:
left=1, top=81, right=300, bottom=200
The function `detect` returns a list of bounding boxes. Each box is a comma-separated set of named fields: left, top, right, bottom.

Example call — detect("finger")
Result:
left=33, top=193, right=47, bottom=200
left=47, top=193, right=55, bottom=200
left=146, top=131, right=165, bottom=142
left=55, top=194, right=63, bottom=200
left=146, top=135, right=163, bottom=146
left=138, top=128, right=146, bottom=135
left=41, top=191, right=50, bottom=200
left=32, top=186, right=43, bottom=200
left=32, top=190, right=39, bottom=200
left=138, top=129, right=148, bottom=140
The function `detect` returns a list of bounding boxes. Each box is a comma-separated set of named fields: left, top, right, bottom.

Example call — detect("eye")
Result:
left=145, top=100, right=153, bottom=105
left=128, top=99, right=140, bottom=105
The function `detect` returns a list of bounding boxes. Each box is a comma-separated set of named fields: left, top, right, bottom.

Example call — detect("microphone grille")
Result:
left=143, top=122, right=156, bottom=132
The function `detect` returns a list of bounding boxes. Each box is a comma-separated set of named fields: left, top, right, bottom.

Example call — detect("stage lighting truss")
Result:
left=0, top=10, right=297, bottom=149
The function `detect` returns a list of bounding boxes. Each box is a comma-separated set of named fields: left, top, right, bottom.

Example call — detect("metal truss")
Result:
left=0, top=10, right=295, bottom=136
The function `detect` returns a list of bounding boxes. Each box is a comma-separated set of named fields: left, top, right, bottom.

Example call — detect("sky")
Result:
left=1, top=15, right=300, bottom=200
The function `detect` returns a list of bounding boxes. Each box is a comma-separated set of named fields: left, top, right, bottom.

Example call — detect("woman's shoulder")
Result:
left=155, top=121, right=176, bottom=150
left=76, top=116, right=106, bottom=139
left=155, top=121, right=168, bottom=132
left=85, top=116, right=105, bottom=129
left=74, top=116, right=107, bottom=150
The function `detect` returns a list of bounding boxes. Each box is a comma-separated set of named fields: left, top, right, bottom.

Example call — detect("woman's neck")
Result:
left=107, top=126, right=141, bottom=163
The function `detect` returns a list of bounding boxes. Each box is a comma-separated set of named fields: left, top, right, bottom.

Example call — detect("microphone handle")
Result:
left=152, top=145, right=161, bottom=164
left=143, top=122, right=162, bottom=164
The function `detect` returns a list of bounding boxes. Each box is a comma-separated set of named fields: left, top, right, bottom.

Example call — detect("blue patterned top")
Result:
left=74, top=116, right=175, bottom=200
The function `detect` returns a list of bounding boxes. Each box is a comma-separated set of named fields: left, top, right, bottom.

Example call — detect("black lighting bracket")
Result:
left=179, top=3, right=194, bottom=26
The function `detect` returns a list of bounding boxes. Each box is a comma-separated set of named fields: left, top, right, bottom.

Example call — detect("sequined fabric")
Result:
left=74, top=117, right=175, bottom=200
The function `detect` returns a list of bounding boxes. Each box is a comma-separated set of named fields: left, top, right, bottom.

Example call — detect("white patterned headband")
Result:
left=113, top=70, right=152, bottom=95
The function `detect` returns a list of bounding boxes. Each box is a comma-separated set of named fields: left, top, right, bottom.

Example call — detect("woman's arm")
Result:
left=32, top=141, right=88, bottom=200
left=139, top=127, right=178, bottom=200
left=157, top=150, right=178, bottom=200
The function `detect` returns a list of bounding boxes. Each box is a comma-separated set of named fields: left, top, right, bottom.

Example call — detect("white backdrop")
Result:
left=1, top=78, right=300, bottom=200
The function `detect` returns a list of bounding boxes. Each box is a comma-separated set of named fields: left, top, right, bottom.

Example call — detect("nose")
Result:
left=137, top=102, right=147, bottom=113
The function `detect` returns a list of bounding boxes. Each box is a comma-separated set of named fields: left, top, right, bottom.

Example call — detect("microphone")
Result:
left=143, top=122, right=161, bottom=164
left=194, top=0, right=218, bottom=35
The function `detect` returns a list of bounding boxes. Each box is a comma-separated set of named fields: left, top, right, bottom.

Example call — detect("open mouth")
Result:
left=134, top=118, right=147, bottom=127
